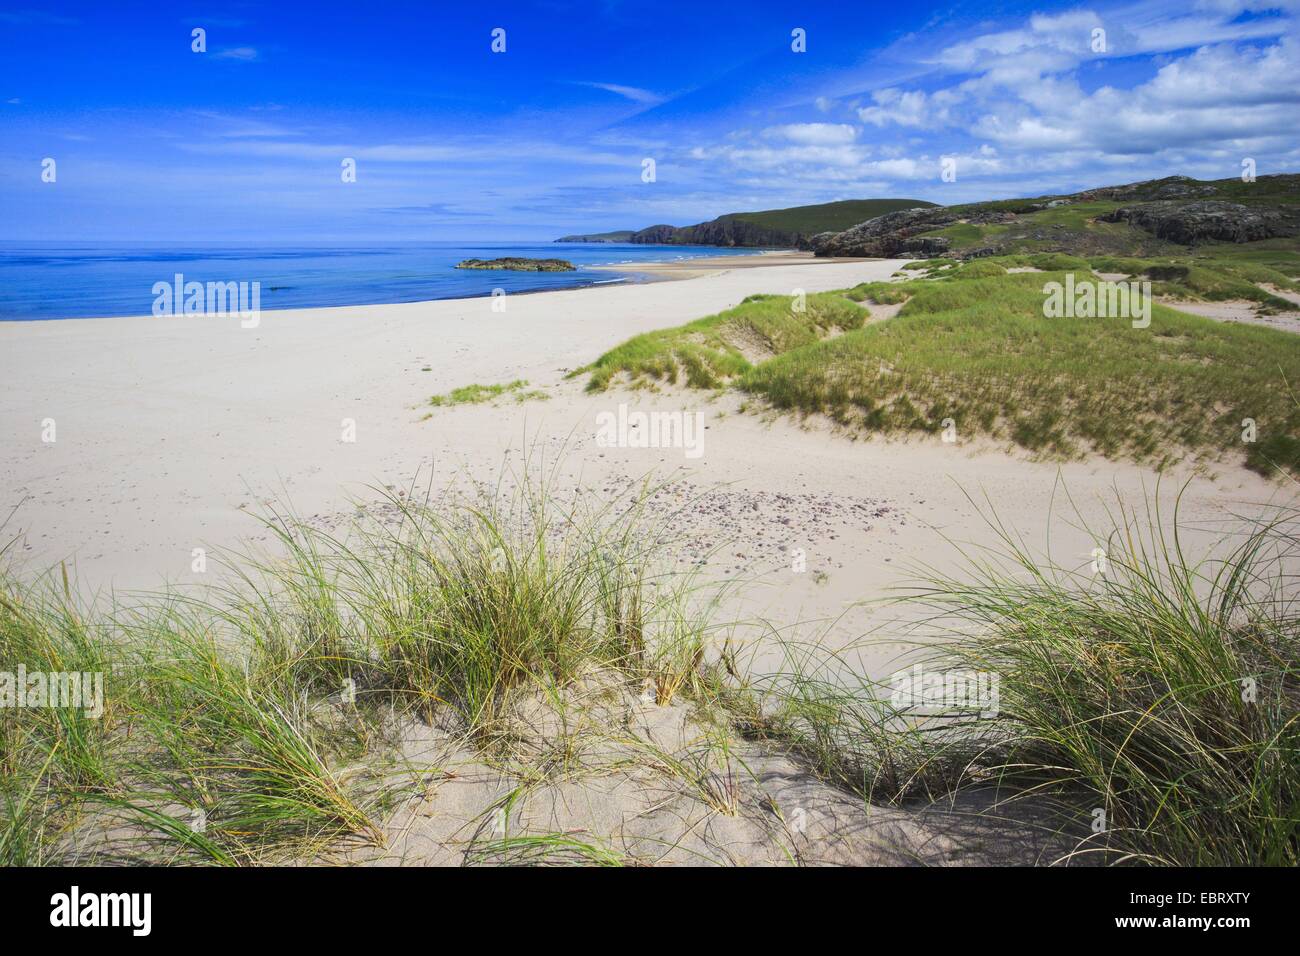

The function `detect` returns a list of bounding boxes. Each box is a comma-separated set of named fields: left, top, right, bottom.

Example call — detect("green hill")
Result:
left=555, top=230, right=636, bottom=243
left=554, top=198, right=936, bottom=248
left=809, top=174, right=1300, bottom=259
left=728, top=199, right=936, bottom=236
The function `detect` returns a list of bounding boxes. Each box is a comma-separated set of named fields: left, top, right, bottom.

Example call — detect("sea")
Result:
left=0, top=241, right=768, bottom=321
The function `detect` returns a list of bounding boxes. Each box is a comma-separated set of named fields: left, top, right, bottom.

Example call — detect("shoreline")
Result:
left=587, top=250, right=870, bottom=281
left=0, top=247, right=802, bottom=325
left=1, top=248, right=1283, bottom=666
left=2, top=255, right=913, bottom=597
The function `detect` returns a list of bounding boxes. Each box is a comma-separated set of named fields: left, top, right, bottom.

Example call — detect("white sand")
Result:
left=0, top=255, right=1286, bottom=648
left=1163, top=298, right=1300, bottom=335
left=0, top=259, right=895, bottom=589
left=11, top=255, right=1294, bottom=866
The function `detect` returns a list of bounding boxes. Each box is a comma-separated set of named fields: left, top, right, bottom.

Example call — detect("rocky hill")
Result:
left=806, top=174, right=1300, bottom=260
left=555, top=198, right=936, bottom=249
left=555, top=231, right=636, bottom=243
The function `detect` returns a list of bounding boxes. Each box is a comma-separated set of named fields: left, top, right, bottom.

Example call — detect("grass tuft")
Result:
left=578, top=292, right=865, bottom=391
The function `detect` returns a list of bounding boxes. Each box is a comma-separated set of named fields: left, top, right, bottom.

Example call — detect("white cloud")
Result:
left=858, top=89, right=934, bottom=127
left=827, top=0, right=1298, bottom=193
left=214, top=47, right=258, bottom=61
left=969, top=38, right=1300, bottom=156
left=764, top=123, right=858, bottom=145
left=575, top=82, right=666, bottom=105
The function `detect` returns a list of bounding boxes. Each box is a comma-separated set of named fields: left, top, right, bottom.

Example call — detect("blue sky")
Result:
left=1, top=0, right=1297, bottom=241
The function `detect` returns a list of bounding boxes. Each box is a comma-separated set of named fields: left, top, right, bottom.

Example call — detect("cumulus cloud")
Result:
left=830, top=0, right=1298, bottom=189
left=858, top=89, right=935, bottom=127
left=764, top=123, right=858, bottom=145
left=969, top=38, right=1300, bottom=156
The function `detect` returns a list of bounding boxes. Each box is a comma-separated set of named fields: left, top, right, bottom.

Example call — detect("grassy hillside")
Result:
left=577, top=292, right=867, bottom=391
left=906, top=249, right=1300, bottom=312
left=555, top=230, right=636, bottom=243
left=593, top=198, right=942, bottom=247
left=580, top=255, right=1300, bottom=474
left=912, top=175, right=1300, bottom=258
left=924, top=200, right=1148, bottom=254
left=729, top=198, right=935, bottom=235
left=747, top=270, right=1300, bottom=469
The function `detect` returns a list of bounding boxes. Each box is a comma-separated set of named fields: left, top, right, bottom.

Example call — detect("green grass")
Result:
left=570, top=260, right=1300, bottom=472
left=923, top=221, right=1000, bottom=250
left=427, top=379, right=547, bottom=407
left=952, top=252, right=1298, bottom=311
left=729, top=198, right=936, bottom=236
left=741, top=271, right=1300, bottom=468
left=464, top=832, right=628, bottom=866
left=1087, top=252, right=1300, bottom=311
left=1141, top=263, right=1298, bottom=312
left=911, top=495, right=1300, bottom=865
left=925, top=203, right=1170, bottom=257
left=5, top=471, right=1299, bottom=865
left=733, top=493, right=1300, bottom=865
left=949, top=260, right=1007, bottom=279
left=1191, top=242, right=1300, bottom=277
left=578, top=291, right=866, bottom=391
left=0, top=474, right=726, bottom=864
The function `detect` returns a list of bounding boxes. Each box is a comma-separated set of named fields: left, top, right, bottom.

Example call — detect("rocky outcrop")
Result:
left=1083, top=175, right=1220, bottom=202
left=805, top=174, right=1300, bottom=259
left=1097, top=201, right=1300, bottom=245
left=557, top=199, right=940, bottom=248
left=630, top=217, right=799, bottom=247
left=628, top=224, right=683, bottom=244
left=555, top=231, right=635, bottom=243
left=807, top=207, right=947, bottom=257
left=807, top=207, right=1015, bottom=258
left=455, top=257, right=576, bottom=272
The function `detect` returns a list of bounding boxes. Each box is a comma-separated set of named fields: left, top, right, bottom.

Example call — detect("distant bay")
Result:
left=0, top=241, right=767, bottom=321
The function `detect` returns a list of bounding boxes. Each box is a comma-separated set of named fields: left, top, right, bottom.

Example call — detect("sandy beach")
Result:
left=7, top=251, right=1291, bottom=867
left=2, top=257, right=889, bottom=587
left=6, top=0, right=1300, bottom=888
left=591, top=249, right=873, bottom=280
left=1, top=256, right=1283, bottom=664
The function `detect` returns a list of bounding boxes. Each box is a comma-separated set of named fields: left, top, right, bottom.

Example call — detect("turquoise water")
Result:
left=0, top=242, right=767, bottom=321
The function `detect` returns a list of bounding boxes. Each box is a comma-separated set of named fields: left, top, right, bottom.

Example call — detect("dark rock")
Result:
left=1084, top=176, right=1219, bottom=202
left=808, top=207, right=949, bottom=257
left=807, top=206, right=1012, bottom=258
left=1097, top=201, right=1300, bottom=245
left=455, top=257, right=576, bottom=272
left=628, top=224, right=680, bottom=244
left=630, top=218, right=798, bottom=247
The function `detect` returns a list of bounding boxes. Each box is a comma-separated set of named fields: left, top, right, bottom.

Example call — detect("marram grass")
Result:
left=734, top=491, right=1300, bottom=865
left=577, top=258, right=1300, bottom=474
left=3, top=479, right=1298, bottom=865
left=0, top=475, right=720, bottom=864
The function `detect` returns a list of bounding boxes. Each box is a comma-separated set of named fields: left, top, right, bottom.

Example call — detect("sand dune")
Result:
left=6, top=254, right=1295, bottom=867
left=0, top=255, right=1283, bottom=653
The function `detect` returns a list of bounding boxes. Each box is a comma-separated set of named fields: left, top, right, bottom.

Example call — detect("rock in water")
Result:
left=455, top=257, right=577, bottom=271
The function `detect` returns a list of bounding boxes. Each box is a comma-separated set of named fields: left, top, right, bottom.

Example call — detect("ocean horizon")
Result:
left=0, top=241, right=770, bottom=321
